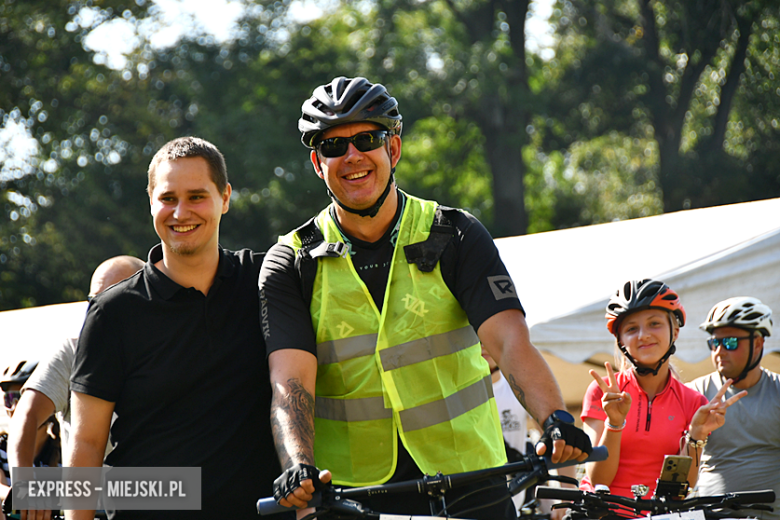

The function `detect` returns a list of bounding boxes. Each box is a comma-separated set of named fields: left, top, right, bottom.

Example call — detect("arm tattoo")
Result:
left=271, top=377, right=315, bottom=470
left=507, top=373, right=534, bottom=422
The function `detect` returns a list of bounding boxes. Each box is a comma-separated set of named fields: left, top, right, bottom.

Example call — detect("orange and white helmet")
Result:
left=606, top=279, right=686, bottom=337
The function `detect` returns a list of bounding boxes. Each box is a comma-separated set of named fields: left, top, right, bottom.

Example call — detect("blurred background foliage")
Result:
left=1, top=0, right=779, bottom=309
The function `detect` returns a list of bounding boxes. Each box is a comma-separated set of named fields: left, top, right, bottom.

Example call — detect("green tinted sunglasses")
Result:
left=706, top=336, right=752, bottom=351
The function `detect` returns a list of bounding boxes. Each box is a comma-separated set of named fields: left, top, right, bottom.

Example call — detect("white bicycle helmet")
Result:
left=1, top=359, right=38, bottom=391
left=700, top=297, right=773, bottom=337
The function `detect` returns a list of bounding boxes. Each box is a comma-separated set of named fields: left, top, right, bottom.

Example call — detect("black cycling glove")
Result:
left=538, top=421, right=593, bottom=457
left=273, top=463, right=324, bottom=505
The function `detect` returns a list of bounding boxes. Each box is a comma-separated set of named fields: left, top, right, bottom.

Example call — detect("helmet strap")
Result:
left=620, top=343, right=675, bottom=377
left=730, top=332, right=762, bottom=384
left=326, top=169, right=395, bottom=219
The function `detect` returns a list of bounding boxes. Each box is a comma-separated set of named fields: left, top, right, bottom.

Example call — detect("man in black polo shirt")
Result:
left=67, top=137, right=277, bottom=519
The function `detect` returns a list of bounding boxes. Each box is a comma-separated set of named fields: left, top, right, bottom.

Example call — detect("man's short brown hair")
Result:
left=147, top=137, right=228, bottom=194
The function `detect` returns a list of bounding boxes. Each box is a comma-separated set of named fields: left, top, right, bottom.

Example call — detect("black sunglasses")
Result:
left=707, top=336, right=752, bottom=351
left=317, top=130, right=389, bottom=158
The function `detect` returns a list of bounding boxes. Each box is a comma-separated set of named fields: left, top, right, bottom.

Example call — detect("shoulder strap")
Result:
left=294, top=217, right=348, bottom=305
left=403, top=205, right=457, bottom=273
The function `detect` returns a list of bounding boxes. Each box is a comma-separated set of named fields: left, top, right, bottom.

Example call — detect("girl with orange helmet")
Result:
left=579, top=279, right=746, bottom=499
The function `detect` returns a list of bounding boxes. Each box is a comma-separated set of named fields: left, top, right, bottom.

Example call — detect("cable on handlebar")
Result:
left=535, top=486, right=777, bottom=520
left=435, top=478, right=510, bottom=518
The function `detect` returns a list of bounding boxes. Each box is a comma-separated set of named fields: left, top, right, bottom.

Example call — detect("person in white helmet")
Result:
left=687, top=297, right=780, bottom=520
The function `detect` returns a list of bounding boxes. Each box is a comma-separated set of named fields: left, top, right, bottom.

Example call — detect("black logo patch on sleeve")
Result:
left=488, top=275, right=517, bottom=300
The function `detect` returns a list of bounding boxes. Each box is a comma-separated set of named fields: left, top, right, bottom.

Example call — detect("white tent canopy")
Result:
left=495, top=197, right=780, bottom=365
left=0, top=198, right=778, bottom=414
left=0, top=301, right=87, bottom=370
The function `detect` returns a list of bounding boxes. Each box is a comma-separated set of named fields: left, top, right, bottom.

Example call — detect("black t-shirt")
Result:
left=72, top=245, right=278, bottom=520
left=259, top=195, right=524, bottom=483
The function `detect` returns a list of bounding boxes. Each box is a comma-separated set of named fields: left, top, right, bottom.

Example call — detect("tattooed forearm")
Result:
left=271, top=377, right=315, bottom=470
left=507, top=373, right=534, bottom=421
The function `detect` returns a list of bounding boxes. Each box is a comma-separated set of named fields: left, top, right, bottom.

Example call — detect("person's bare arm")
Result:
left=8, top=390, right=57, bottom=520
left=583, top=417, right=621, bottom=487
left=268, top=349, right=331, bottom=510
left=9, top=390, right=56, bottom=468
left=478, top=310, right=562, bottom=425
left=681, top=379, right=746, bottom=488
left=64, top=391, right=114, bottom=520
left=478, top=309, right=586, bottom=463
left=583, top=363, right=631, bottom=487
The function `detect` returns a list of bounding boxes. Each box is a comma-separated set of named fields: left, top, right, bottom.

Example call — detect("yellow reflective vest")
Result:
left=279, top=193, right=506, bottom=486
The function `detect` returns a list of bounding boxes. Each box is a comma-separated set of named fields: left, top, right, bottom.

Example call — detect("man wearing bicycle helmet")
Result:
left=581, top=280, right=744, bottom=499
left=260, top=77, right=592, bottom=520
left=688, top=297, right=780, bottom=520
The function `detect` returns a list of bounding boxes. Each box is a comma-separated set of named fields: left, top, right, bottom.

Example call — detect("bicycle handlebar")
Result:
left=257, top=446, right=609, bottom=516
left=535, top=486, right=776, bottom=516
left=535, top=487, right=587, bottom=501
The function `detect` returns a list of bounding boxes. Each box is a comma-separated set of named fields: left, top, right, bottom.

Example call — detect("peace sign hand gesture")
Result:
left=689, top=378, right=747, bottom=440
left=589, top=362, right=632, bottom=427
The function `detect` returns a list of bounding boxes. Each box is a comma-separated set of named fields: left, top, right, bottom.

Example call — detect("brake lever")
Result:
left=327, top=498, right=376, bottom=517
left=544, top=475, right=579, bottom=487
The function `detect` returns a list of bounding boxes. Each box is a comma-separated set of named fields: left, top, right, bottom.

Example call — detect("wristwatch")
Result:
left=543, top=409, right=575, bottom=430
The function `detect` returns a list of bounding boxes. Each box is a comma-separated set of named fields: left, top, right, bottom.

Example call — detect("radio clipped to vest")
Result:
left=403, top=205, right=455, bottom=272
left=294, top=206, right=458, bottom=304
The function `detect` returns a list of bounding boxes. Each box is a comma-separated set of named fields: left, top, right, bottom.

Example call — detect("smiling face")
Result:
left=310, top=122, right=401, bottom=213
left=149, top=157, right=231, bottom=258
left=618, top=309, right=678, bottom=367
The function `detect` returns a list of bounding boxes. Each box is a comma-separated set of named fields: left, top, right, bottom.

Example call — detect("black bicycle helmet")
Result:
left=299, top=77, right=403, bottom=148
left=605, top=279, right=686, bottom=376
left=1, top=359, right=38, bottom=391
left=299, top=77, right=404, bottom=219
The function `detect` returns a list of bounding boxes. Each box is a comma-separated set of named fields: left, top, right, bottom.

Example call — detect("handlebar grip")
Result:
left=256, top=494, right=322, bottom=516
left=731, top=490, right=776, bottom=504
left=535, top=486, right=586, bottom=501
left=256, top=497, right=289, bottom=516
left=546, top=445, right=609, bottom=470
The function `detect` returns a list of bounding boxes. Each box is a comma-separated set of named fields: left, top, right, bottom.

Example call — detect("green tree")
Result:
left=0, top=0, right=184, bottom=309
left=548, top=0, right=780, bottom=213
left=247, top=0, right=545, bottom=237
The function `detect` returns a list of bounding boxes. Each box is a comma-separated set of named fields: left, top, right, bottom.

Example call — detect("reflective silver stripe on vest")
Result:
left=315, top=396, right=392, bottom=422
left=380, top=326, right=479, bottom=371
left=317, top=334, right=378, bottom=365
left=399, top=375, right=494, bottom=432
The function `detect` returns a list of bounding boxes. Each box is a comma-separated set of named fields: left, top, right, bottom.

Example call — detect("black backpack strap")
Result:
left=293, top=217, right=348, bottom=305
left=403, top=205, right=457, bottom=273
